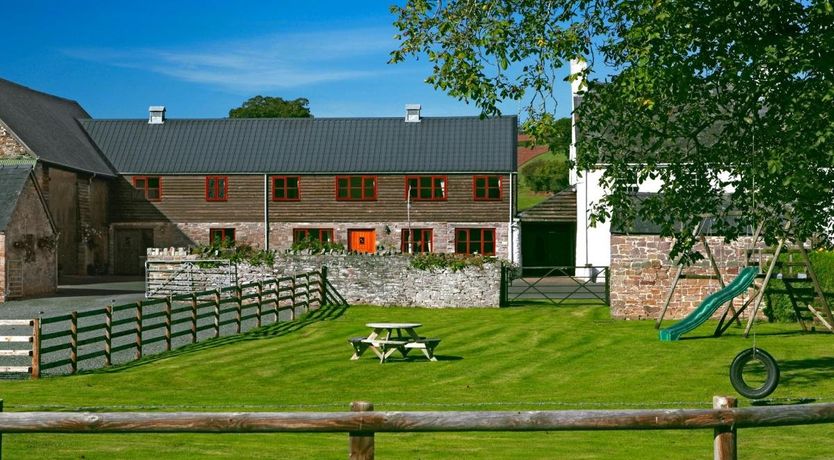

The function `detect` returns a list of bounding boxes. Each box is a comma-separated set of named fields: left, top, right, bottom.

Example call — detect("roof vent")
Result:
left=148, top=106, right=166, bottom=124
left=405, top=104, right=421, bottom=123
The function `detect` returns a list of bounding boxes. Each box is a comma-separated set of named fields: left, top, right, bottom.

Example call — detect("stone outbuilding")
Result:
left=0, top=163, right=58, bottom=301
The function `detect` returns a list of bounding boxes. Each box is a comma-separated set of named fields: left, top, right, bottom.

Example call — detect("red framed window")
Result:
left=336, top=176, right=377, bottom=201
left=205, top=176, right=228, bottom=201
left=293, top=228, right=334, bottom=243
left=455, top=228, right=496, bottom=255
left=209, top=228, right=235, bottom=246
left=401, top=229, right=433, bottom=254
left=133, top=176, right=161, bottom=201
left=473, top=175, right=502, bottom=201
left=273, top=176, right=300, bottom=201
left=406, top=176, right=447, bottom=201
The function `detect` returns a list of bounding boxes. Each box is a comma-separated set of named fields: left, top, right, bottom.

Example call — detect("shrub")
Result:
left=763, top=250, right=834, bottom=322
left=290, top=237, right=345, bottom=254
left=409, top=253, right=492, bottom=271
left=191, top=241, right=275, bottom=267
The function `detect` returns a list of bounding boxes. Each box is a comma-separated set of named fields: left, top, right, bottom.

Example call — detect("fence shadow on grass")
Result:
left=84, top=304, right=349, bottom=375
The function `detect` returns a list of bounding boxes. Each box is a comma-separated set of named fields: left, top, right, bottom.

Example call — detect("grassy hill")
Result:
left=1, top=303, right=833, bottom=458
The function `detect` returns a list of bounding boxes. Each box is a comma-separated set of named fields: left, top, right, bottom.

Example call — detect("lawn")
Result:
left=1, top=303, right=834, bottom=459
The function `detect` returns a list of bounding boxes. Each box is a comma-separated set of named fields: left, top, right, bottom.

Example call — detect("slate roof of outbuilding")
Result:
left=0, top=78, right=116, bottom=177
left=79, top=116, right=517, bottom=174
left=517, top=188, right=577, bottom=222
left=0, top=165, right=33, bottom=231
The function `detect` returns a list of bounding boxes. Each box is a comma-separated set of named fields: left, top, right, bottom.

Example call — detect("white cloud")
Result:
left=63, top=27, right=399, bottom=92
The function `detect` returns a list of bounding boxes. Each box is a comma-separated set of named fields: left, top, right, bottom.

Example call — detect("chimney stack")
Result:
left=148, top=106, right=166, bottom=124
left=404, top=104, right=422, bottom=123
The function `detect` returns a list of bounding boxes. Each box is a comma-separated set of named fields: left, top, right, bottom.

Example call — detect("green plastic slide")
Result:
left=659, top=266, right=759, bottom=341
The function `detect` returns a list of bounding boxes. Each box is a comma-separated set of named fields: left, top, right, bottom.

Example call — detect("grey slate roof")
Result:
left=0, top=166, right=32, bottom=231
left=80, top=116, right=517, bottom=174
left=517, top=188, right=577, bottom=222
left=0, top=78, right=115, bottom=177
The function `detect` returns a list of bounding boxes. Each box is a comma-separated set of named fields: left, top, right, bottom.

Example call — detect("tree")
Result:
left=521, top=155, right=569, bottom=193
left=520, top=114, right=571, bottom=193
left=229, top=96, right=312, bottom=118
left=391, top=0, right=834, bottom=262
left=521, top=114, right=571, bottom=157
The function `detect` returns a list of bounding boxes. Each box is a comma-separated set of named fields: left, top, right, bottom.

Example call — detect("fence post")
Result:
left=31, top=318, right=40, bottom=379
left=235, top=286, right=243, bottom=334
left=499, top=265, right=508, bottom=307
left=290, top=277, right=297, bottom=321
left=191, top=294, right=198, bottom=343
left=604, top=266, right=611, bottom=305
left=713, top=396, right=737, bottom=460
left=164, top=297, right=172, bottom=352
left=214, top=289, right=221, bottom=338
left=272, top=279, right=280, bottom=322
left=70, top=311, right=78, bottom=374
left=135, top=302, right=143, bottom=360
left=349, top=401, right=374, bottom=460
left=104, top=307, right=112, bottom=366
left=304, top=272, right=312, bottom=313
left=320, top=266, right=328, bottom=307
left=256, top=282, right=263, bottom=328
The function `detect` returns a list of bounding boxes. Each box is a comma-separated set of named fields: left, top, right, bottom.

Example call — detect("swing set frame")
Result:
left=655, top=219, right=834, bottom=337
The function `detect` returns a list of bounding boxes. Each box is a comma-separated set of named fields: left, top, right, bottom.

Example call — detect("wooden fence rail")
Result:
left=23, top=268, right=340, bottom=378
left=0, top=398, right=831, bottom=459
left=0, top=320, right=37, bottom=376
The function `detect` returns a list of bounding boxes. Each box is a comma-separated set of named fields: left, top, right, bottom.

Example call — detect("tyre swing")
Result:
left=729, top=345, right=780, bottom=399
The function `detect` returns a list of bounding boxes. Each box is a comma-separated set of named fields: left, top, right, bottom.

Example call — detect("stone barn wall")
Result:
left=3, top=177, right=57, bottom=300
left=146, top=248, right=502, bottom=308
left=610, top=235, right=754, bottom=320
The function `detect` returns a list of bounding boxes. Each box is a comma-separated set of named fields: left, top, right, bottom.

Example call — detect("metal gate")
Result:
left=501, top=265, right=610, bottom=306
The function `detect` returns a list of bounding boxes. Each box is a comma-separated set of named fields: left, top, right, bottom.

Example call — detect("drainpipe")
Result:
left=263, top=174, right=269, bottom=250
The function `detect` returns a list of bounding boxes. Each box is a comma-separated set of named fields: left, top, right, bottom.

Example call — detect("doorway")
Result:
left=348, top=229, right=376, bottom=254
left=114, top=228, right=154, bottom=275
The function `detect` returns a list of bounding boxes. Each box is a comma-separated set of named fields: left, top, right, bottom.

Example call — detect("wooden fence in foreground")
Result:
left=0, top=320, right=38, bottom=377
left=17, top=268, right=345, bottom=378
left=0, top=397, right=832, bottom=459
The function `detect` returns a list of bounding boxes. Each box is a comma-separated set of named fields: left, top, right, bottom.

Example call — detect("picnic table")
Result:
left=349, top=322, right=440, bottom=363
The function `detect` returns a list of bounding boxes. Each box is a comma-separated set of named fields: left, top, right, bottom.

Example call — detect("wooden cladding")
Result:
left=113, top=174, right=510, bottom=223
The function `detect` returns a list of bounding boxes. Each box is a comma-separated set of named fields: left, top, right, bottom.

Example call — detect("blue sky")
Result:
left=0, top=1, right=574, bottom=120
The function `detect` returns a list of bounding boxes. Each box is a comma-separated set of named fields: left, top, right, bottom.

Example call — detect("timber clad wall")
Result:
left=112, top=174, right=511, bottom=223
left=35, top=165, right=111, bottom=275
left=610, top=235, right=753, bottom=320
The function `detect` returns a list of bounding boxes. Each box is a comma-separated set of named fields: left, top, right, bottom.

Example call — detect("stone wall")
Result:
left=0, top=125, right=30, bottom=159
left=3, top=176, right=57, bottom=300
left=117, top=220, right=511, bottom=259
left=610, top=235, right=753, bottom=319
left=0, top=233, right=5, bottom=301
left=146, top=249, right=502, bottom=308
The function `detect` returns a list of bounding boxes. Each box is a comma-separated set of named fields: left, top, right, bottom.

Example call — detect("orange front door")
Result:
left=348, top=229, right=376, bottom=254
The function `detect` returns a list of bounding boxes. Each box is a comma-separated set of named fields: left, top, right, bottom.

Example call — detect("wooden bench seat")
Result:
left=403, top=338, right=441, bottom=349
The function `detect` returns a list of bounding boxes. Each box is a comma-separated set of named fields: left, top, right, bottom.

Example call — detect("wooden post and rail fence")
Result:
left=0, top=267, right=346, bottom=379
left=0, top=396, right=832, bottom=459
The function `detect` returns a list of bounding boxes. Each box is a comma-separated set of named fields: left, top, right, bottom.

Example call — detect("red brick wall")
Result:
left=610, top=235, right=754, bottom=319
